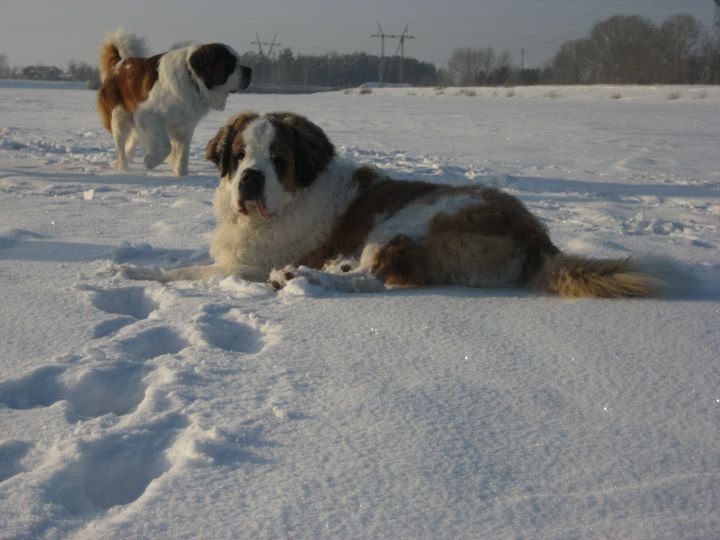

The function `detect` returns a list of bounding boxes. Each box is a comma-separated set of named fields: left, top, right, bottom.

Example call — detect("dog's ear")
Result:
left=205, top=123, right=234, bottom=178
left=189, top=44, right=237, bottom=89
left=206, top=113, right=258, bottom=178
left=272, top=113, right=335, bottom=187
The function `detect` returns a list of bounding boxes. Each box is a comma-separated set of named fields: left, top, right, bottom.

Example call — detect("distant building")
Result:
left=22, top=65, right=66, bottom=81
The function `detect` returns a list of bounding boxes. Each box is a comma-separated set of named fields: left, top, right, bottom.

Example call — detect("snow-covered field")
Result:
left=1, top=80, right=719, bottom=539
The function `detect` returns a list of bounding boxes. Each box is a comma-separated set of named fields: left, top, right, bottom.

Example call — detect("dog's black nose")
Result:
left=239, top=168, right=264, bottom=200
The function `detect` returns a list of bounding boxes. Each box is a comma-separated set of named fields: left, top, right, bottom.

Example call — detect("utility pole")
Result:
left=372, top=22, right=415, bottom=85
left=371, top=22, right=387, bottom=84
left=394, top=24, right=415, bottom=84
left=251, top=33, right=283, bottom=58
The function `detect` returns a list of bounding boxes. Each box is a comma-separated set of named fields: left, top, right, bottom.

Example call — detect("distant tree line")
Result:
left=0, top=54, right=101, bottom=87
left=236, top=47, right=542, bottom=88
left=1, top=12, right=717, bottom=87
left=0, top=48, right=436, bottom=88
left=0, top=54, right=12, bottom=78
left=238, top=49, right=438, bottom=88
left=67, top=61, right=101, bottom=87
left=437, top=47, right=542, bottom=86
left=546, top=14, right=719, bottom=84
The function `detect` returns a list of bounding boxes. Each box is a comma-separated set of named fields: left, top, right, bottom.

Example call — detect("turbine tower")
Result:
left=715, top=0, right=720, bottom=42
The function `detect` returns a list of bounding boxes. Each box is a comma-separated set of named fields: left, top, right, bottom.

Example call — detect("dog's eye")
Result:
left=236, top=148, right=246, bottom=161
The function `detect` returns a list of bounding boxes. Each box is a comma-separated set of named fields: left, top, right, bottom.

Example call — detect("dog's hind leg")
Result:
left=420, top=232, right=525, bottom=288
left=124, top=128, right=138, bottom=163
left=269, top=236, right=427, bottom=292
left=111, top=107, right=133, bottom=171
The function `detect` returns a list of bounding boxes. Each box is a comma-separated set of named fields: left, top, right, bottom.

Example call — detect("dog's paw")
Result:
left=144, top=152, right=165, bottom=170
left=268, top=265, right=300, bottom=291
left=321, top=256, right=358, bottom=274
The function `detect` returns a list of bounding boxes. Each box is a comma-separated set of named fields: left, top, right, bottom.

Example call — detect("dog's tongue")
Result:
left=254, top=200, right=272, bottom=219
left=257, top=202, right=272, bottom=219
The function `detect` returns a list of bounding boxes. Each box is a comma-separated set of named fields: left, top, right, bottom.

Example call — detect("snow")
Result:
left=1, top=80, right=719, bottom=539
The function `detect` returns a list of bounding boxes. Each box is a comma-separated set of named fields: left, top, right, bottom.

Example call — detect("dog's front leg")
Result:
left=269, top=265, right=385, bottom=293
left=135, top=110, right=171, bottom=170
left=122, top=263, right=226, bottom=283
left=169, top=128, right=193, bottom=176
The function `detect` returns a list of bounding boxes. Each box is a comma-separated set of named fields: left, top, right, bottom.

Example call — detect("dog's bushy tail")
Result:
left=534, top=253, right=660, bottom=298
left=98, top=29, right=147, bottom=82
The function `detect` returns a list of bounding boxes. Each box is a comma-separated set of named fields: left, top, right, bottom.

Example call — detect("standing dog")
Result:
left=97, top=29, right=251, bottom=176
left=124, top=111, right=660, bottom=298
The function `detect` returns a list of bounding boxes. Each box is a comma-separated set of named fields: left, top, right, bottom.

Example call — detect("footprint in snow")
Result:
left=0, top=365, right=65, bottom=410
left=0, top=440, right=33, bottom=482
left=191, top=305, right=273, bottom=354
left=0, top=361, right=149, bottom=418
left=115, top=327, right=189, bottom=360
left=85, top=286, right=159, bottom=320
left=82, top=285, right=161, bottom=338
left=92, top=316, right=137, bottom=339
left=46, top=418, right=186, bottom=512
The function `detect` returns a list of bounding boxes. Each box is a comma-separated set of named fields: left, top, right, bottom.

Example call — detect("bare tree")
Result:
left=658, top=14, right=702, bottom=83
left=548, top=38, right=599, bottom=84
left=547, top=13, right=714, bottom=84
left=588, top=15, right=659, bottom=83
left=0, top=54, right=10, bottom=79
left=67, top=59, right=101, bottom=88
left=700, top=37, right=720, bottom=83
left=448, top=48, right=485, bottom=85
left=447, top=47, right=514, bottom=86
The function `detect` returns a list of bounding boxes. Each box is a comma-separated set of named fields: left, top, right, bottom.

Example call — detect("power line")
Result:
left=251, top=33, right=283, bottom=58
left=371, top=22, right=387, bottom=83
left=394, top=24, right=416, bottom=84
left=371, top=22, right=415, bottom=84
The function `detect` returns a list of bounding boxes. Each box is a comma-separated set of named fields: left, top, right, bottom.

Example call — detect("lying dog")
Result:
left=97, top=29, right=251, bottom=176
left=124, top=111, right=659, bottom=298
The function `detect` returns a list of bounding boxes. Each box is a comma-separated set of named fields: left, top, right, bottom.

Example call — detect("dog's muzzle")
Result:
left=239, top=168, right=264, bottom=201
left=236, top=168, right=271, bottom=218
left=232, top=66, right=252, bottom=93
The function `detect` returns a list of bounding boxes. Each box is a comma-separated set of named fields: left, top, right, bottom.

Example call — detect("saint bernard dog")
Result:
left=97, top=29, right=251, bottom=176
left=124, top=111, right=660, bottom=298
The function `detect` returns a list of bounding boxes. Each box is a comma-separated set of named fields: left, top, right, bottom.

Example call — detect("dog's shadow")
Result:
left=1, top=168, right=218, bottom=189
left=0, top=235, right=200, bottom=266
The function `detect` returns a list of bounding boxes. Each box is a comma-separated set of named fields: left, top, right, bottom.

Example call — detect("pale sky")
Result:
left=0, top=0, right=714, bottom=69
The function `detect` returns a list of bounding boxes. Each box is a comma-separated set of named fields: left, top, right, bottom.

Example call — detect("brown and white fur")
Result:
left=97, top=29, right=251, bottom=176
left=124, top=111, right=659, bottom=298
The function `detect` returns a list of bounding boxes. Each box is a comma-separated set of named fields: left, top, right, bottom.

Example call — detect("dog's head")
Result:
left=206, top=112, right=336, bottom=220
left=188, top=44, right=251, bottom=109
